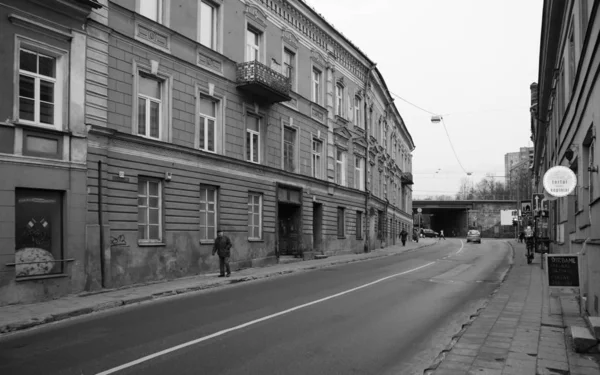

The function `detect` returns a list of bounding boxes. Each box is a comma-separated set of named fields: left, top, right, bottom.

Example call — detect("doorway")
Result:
left=278, top=203, right=301, bottom=256
left=312, top=203, right=323, bottom=252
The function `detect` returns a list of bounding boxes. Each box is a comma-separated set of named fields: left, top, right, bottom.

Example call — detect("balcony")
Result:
left=401, top=172, right=414, bottom=185
left=236, top=60, right=292, bottom=104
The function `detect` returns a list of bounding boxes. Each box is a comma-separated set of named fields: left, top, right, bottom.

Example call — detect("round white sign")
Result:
left=417, top=208, right=422, bottom=213
left=543, top=166, right=577, bottom=197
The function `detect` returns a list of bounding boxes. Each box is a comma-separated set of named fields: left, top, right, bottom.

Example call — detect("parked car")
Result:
left=466, top=230, right=481, bottom=243
left=422, top=229, right=439, bottom=238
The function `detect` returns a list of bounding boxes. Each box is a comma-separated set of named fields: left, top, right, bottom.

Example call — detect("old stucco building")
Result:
left=0, top=0, right=415, bottom=304
left=0, top=0, right=102, bottom=306
left=532, top=0, right=599, bottom=316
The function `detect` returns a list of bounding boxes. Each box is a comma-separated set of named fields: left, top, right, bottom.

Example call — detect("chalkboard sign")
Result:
left=547, top=255, right=580, bottom=287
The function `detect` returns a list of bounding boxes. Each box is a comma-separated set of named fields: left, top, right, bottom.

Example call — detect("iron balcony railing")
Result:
left=236, top=60, right=291, bottom=102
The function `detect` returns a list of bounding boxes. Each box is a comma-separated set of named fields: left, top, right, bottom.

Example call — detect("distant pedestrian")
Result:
left=400, top=229, right=408, bottom=246
left=439, top=230, right=446, bottom=240
left=518, top=231, right=524, bottom=243
left=212, top=229, right=232, bottom=277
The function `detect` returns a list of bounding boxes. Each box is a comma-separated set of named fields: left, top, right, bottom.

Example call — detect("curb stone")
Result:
left=0, top=241, right=437, bottom=336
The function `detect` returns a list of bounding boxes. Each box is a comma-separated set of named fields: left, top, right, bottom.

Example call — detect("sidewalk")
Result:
left=0, top=238, right=437, bottom=337
left=427, top=240, right=600, bottom=375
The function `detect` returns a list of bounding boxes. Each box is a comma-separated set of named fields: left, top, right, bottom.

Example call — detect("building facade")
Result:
left=79, top=0, right=415, bottom=290
left=532, top=0, right=599, bottom=316
left=0, top=0, right=101, bottom=306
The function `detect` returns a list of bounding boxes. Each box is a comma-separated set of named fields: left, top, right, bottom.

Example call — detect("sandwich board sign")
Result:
left=544, top=254, right=581, bottom=314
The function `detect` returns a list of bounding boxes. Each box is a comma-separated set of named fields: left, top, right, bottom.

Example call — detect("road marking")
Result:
left=95, top=261, right=436, bottom=375
left=456, top=240, right=465, bottom=255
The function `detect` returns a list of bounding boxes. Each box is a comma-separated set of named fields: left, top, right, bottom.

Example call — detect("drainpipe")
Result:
left=363, top=63, right=377, bottom=253
left=97, top=161, right=106, bottom=288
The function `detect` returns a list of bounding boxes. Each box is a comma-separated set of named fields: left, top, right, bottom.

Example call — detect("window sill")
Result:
left=579, top=223, right=591, bottom=230
left=13, top=121, right=70, bottom=136
left=337, top=236, right=346, bottom=240
left=138, top=241, right=166, bottom=247
left=199, top=240, right=214, bottom=245
left=575, top=209, right=584, bottom=216
left=248, top=238, right=264, bottom=242
left=591, top=195, right=600, bottom=206
left=16, top=273, right=68, bottom=282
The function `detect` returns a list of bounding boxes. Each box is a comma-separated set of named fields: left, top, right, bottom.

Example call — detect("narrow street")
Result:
left=0, top=239, right=511, bottom=375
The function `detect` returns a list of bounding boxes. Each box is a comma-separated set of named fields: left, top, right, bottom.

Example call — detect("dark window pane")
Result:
left=138, top=225, right=147, bottom=240
left=139, top=76, right=161, bottom=99
left=19, top=75, right=35, bottom=99
left=149, top=208, right=159, bottom=224
left=40, top=80, right=54, bottom=103
left=199, top=117, right=205, bottom=149
left=149, top=225, right=159, bottom=240
left=252, top=133, right=258, bottom=161
left=149, top=182, right=158, bottom=196
left=246, top=133, right=251, bottom=160
left=207, top=119, right=215, bottom=151
left=20, top=50, right=37, bottom=73
left=19, top=98, right=35, bottom=121
left=38, top=55, right=56, bottom=77
left=200, top=97, right=215, bottom=117
left=39, top=102, right=54, bottom=124
left=138, top=98, right=146, bottom=135
left=150, top=101, right=160, bottom=138
left=138, top=208, right=147, bottom=225
left=138, top=181, right=147, bottom=195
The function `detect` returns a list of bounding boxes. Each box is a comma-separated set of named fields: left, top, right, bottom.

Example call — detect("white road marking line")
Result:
left=456, top=240, right=465, bottom=255
left=95, top=261, right=436, bottom=375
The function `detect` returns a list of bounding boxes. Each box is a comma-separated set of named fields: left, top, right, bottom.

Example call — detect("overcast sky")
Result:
left=303, top=0, right=542, bottom=199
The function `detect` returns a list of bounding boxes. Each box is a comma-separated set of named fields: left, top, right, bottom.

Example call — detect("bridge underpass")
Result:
left=413, top=200, right=518, bottom=238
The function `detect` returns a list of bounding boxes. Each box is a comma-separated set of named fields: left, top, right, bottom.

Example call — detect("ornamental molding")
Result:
left=245, top=4, right=268, bottom=29
left=282, top=28, right=299, bottom=49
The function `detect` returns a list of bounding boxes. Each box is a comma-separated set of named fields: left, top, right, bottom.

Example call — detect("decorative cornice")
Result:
left=245, top=4, right=268, bottom=29
left=8, top=13, right=73, bottom=41
left=282, top=28, right=299, bottom=49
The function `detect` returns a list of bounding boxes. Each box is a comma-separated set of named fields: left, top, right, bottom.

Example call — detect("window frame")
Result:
left=198, top=0, right=220, bottom=50
left=282, top=47, right=296, bottom=90
left=337, top=207, right=345, bottom=238
left=14, top=37, right=67, bottom=130
left=196, top=93, right=219, bottom=153
left=137, top=178, right=163, bottom=244
left=245, top=26, right=262, bottom=62
left=335, top=148, right=346, bottom=186
left=311, top=67, right=322, bottom=105
left=312, top=138, right=324, bottom=179
left=282, top=123, right=298, bottom=173
left=356, top=211, right=363, bottom=240
left=354, top=95, right=362, bottom=128
left=137, top=74, right=163, bottom=140
left=335, top=83, right=344, bottom=117
left=246, top=112, right=261, bottom=164
left=199, top=185, right=218, bottom=243
left=132, top=62, right=172, bottom=142
left=354, top=156, right=365, bottom=191
left=247, top=192, right=263, bottom=240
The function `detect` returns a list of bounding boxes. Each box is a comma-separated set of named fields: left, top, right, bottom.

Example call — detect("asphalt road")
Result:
left=0, top=238, right=511, bottom=375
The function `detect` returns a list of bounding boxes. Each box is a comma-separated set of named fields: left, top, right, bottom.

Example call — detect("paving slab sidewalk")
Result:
left=0, top=238, right=438, bottom=337
left=428, top=240, right=600, bottom=375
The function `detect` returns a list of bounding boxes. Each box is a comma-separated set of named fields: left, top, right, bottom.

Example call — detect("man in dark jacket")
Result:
left=212, top=229, right=232, bottom=277
left=400, top=229, right=408, bottom=246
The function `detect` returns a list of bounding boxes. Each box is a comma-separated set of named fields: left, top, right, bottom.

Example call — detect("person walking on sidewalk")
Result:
left=400, top=228, right=408, bottom=246
left=212, top=229, right=232, bottom=277
left=439, top=229, right=445, bottom=240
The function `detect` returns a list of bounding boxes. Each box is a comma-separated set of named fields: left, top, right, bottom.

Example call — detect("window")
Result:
left=15, top=189, right=64, bottom=277
left=246, top=114, right=260, bottom=163
left=199, top=1, right=217, bottom=49
left=392, top=139, right=397, bottom=160
left=199, top=185, right=217, bottom=241
left=356, top=211, right=363, bottom=239
left=335, top=83, right=344, bottom=116
left=312, top=139, right=323, bottom=178
left=140, top=0, right=162, bottom=22
left=335, top=149, right=346, bottom=186
left=198, top=95, right=217, bottom=152
left=138, top=179, right=162, bottom=242
left=18, top=48, right=61, bottom=127
left=283, top=48, right=295, bottom=87
left=354, top=156, right=365, bottom=191
left=283, top=126, right=296, bottom=172
left=137, top=74, right=162, bottom=139
left=248, top=193, right=262, bottom=239
left=354, top=96, right=362, bottom=127
left=312, top=67, right=322, bottom=104
left=383, top=126, right=388, bottom=152
left=337, top=207, right=345, bottom=237
left=246, top=27, right=261, bottom=62
left=580, top=0, right=589, bottom=42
